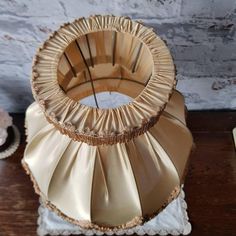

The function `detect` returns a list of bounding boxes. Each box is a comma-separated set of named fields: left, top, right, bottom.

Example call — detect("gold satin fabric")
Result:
left=23, top=90, right=193, bottom=228
left=23, top=15, right=194, bottom=230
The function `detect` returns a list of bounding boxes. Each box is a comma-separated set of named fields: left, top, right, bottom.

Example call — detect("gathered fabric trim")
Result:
left=31, top=15, right=176, bottom=146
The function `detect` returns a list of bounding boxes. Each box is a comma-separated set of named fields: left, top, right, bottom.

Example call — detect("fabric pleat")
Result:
left=48, top=142, right=96, bottom=221
left=91, top=144, right=142, bottom=226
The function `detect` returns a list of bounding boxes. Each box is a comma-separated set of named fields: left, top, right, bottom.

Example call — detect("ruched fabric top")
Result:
left=31, top=15, right=176, bottom=145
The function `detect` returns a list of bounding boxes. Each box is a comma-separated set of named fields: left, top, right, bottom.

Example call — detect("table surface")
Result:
left=0, top=111, right=235, bottom=236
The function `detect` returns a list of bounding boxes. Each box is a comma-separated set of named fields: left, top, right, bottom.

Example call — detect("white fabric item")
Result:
left=37, top=187, right=191, bottom=236
left=0, top=127, right=8, bottom=146
left=0, top=108, right=13, bottom=146
left=0, top=107, right=12, bottom=129
left=0, top=125, right=20, bottom=159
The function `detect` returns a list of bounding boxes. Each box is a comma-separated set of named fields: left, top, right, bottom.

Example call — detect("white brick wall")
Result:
left=0, top=0, right=235, bottom=112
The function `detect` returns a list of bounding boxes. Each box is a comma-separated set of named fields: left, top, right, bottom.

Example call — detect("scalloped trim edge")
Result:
left=22, top=160, right=183, bottom=232
left=37, top=188, right=191, bottom=236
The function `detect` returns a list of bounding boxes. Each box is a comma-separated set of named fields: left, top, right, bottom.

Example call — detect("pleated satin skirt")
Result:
left=23, top=90, right=193, bottom=230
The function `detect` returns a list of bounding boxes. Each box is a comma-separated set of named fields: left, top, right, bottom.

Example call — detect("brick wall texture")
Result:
left=0, top=0, right=235, bottom=112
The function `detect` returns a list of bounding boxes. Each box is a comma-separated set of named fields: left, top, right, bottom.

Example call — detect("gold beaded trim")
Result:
left=45, top=111, right=165, bottom=146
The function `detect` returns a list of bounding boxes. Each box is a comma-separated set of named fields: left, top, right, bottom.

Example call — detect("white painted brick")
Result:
left=177, top=77, right=236, bottom=110
left=0, top=0, right=181, bottom=20
left=0, top=65, right=33, bottom=112
left=210, top=43, right=236, bottom=61
left=0, top=63, right=31, bottom=82
left=61, top=0, right=182, bottom=19
left=169, top=43, right=236, bottom=77
left=170, top=44, right=210, bottom=61
left=181, top=0, right=236, bottom=19
left=0, top=40, right=30, bottom=65
left=0, top=0, right=235, bottom=111
left=175, top=60, right=236, bottom=78
left=0, top=0, right=65, bottom=18
left=148, top=21, right=235, bottom=46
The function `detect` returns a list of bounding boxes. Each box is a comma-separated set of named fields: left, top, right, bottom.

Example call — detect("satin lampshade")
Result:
left=22, top=15, right=194, bottom=231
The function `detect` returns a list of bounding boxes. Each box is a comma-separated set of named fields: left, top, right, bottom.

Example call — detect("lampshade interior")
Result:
left=57, top=30, right=153, bottom=108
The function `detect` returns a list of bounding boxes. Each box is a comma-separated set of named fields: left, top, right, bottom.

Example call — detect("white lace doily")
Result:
left=0, top=125, right=20, bottom=159
left=37, top=187, right=191, bottom=236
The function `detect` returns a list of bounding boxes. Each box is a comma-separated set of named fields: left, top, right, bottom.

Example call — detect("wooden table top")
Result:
left=0, top=111, right=235, bottom=236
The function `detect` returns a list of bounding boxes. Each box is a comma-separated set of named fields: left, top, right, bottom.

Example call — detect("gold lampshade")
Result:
left=22, top=15, right=194, bottom=231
